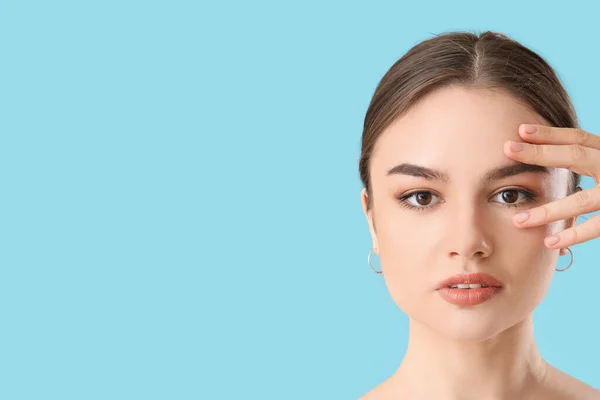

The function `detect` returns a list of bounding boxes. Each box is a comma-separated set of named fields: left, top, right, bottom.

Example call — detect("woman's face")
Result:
left=361, top=85, right=573, bottom=342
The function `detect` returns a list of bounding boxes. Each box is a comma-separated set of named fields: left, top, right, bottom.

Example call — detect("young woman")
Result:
left=358, top=31, right=600, bottom=399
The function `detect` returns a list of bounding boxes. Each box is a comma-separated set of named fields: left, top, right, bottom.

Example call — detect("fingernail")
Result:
left=510, top=141, right=524, bottom=152
left=515, top=212, right=530, bottom=223
left=546, top=235, right=560, bottom=246
left=523, top=124, right=537, bottom=134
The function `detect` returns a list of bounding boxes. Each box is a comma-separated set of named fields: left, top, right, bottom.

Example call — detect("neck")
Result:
left=389, top=315, right=549, bottom=400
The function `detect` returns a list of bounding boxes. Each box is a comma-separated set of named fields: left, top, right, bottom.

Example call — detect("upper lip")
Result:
left=436, top=272, right=504, bottom=290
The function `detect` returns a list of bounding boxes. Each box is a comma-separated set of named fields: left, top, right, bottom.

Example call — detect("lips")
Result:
left=436, top=272, right=503, bottom=290
left=436, top=272, right=504, bottom=307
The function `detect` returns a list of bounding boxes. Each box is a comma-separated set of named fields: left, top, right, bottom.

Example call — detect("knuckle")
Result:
left=595, top=217, right=600, bottom=234
left=591, top=148, right=600, bottom=166
left=575, top=189, right=593, bottom=210
left=571, top=144, right=587, bottom=162
left=573, top=128, right=588, bottom=144
left=538, top=205, right=550, bottom=221
left=571, top=226, right=580, bottom=243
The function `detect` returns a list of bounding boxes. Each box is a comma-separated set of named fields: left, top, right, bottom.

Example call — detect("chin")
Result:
left=442, top=322, right=506, bottom=343
left=424, top=307, right=517, bottom=343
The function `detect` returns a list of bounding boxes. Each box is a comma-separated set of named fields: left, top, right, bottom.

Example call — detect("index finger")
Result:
left=519, top=124, right=600, bottom=150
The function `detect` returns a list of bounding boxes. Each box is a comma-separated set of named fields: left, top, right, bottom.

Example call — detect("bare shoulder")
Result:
left=358, top=383, right=386, bottom=400
left=357, top=366, right=600, bottom=400
left=358, top=376, right=398, bottom=400
left=542, top=364, right=600, bottom=400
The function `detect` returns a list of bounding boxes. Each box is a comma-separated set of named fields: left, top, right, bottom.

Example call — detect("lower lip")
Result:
left=437, top=287, right=502, bottom=306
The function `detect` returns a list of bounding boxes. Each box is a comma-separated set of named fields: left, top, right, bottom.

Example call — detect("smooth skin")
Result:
left=359, top=85, right=600, bottom=400
left=506, top=124, right=600, bottom=252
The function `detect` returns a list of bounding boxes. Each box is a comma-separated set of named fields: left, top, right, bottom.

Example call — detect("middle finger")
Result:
left=504, top=141, right=600, bottom=179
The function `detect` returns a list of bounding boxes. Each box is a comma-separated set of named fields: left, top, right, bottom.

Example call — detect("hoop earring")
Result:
left=555, top=247, right=574, bottom=272
left=368, top=249, right=383, bottom=274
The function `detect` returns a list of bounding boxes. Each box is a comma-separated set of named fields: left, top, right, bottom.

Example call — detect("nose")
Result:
left=446, top=202, right=493, bottom=261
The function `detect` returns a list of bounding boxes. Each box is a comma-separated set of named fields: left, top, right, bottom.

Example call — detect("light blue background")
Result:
left=1, top=1, right=599, bottom=399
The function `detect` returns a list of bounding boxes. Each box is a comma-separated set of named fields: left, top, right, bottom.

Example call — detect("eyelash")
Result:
left=395, top=189, right=537, bottom=212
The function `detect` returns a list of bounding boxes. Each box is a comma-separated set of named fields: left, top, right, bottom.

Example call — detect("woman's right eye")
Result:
left=396, top=191, right=441, bottom=211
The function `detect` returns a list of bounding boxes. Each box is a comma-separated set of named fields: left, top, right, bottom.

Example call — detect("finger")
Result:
left=514, top=186, right=600, bottom=228
left=544, top=214, right=600, bottom=249
left=504, top=141, right=600, bottom=180
left=518, top=124, right=600, bottom=150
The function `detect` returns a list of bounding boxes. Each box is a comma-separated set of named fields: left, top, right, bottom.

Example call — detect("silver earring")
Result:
left=555, top=247, right=574, bottom=272
left=368, top=249, right=383, bottom=274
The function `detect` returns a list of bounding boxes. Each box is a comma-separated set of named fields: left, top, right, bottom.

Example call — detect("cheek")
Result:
left=496, top=247, right=557, bottom=337
left=495, top=218, right=556, bottom=281
left=496, top=207, right=559, bottom=247
left=377, top=226, right=431, bottom=314
left=495, top=223, right=558, bottom=325
left=380, top=258, right=428, bottom=316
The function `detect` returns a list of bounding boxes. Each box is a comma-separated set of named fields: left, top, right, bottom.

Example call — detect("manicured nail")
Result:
left=522, top=124, right=537, bottom=134
left=515, top=212, right=530, bottom=223
left=509, top=141, right=524, bottom=152
left=546, top=235, right=560, bottom=246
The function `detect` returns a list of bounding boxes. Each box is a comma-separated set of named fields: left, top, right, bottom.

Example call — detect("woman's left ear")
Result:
left=560, top=189, right=581, bottom=256
left=566, top=187, right=583, bottom=230
left=567, top=187, right=583, bottom=229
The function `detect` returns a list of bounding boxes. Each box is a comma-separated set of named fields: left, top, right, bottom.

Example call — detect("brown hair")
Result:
left=359, top=30, right=581, bottom=212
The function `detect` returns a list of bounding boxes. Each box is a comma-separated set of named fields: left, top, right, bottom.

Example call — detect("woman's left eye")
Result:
left=492, top=189, right=536, bottom=208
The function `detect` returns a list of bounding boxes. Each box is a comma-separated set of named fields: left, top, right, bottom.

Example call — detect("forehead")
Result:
left=371, top=86, right=548, bottom=176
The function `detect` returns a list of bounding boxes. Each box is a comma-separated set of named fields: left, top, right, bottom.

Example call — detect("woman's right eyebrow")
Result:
left=386, top=163, right=450, bottom=183
left=386, top=162, right=549, bottom=184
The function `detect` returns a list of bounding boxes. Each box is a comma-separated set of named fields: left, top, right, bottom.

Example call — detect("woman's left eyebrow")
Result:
left=386, top=162, right=549, bottom=183
left=481, top=163, right=549, bottom=183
